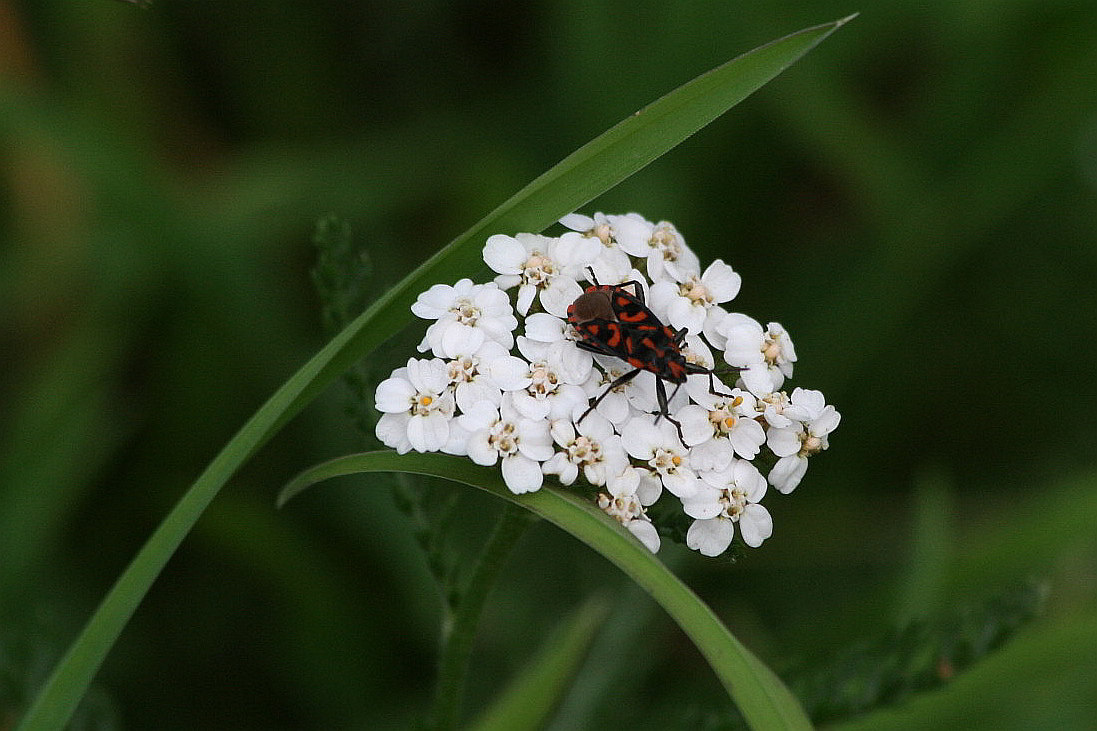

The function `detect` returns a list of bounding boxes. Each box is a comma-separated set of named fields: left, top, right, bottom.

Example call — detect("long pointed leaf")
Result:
left=280, top=452, right=813, bottom=730
left=17, top=17, right=851, bottom=730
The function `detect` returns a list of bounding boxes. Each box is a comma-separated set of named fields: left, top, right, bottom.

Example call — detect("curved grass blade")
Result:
left=16, top=18, right=852, bottom=730
left=280, top=452, right=813, bottom=730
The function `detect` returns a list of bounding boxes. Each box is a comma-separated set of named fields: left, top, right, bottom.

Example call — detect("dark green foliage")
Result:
left=310, top=214, right=377, bottom=435
left=786, top=582, right=1047, bottom=725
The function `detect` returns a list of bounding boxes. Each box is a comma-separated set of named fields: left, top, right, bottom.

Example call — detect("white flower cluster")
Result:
left=374, top=212, right=839, bottom=557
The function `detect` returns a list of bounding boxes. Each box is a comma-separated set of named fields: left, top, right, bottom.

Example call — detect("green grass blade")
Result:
left=468, top=596, right=611, bottom=731
left=16, top=18, right=851, bottom=730
left=280, top=452, right=814, bottom=730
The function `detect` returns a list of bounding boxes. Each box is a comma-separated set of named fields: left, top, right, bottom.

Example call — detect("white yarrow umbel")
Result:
left=375, top=212, right=839, bottom=557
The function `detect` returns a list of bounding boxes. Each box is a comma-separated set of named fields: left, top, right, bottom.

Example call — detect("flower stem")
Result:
left=430, top=504, right=537, bottom=730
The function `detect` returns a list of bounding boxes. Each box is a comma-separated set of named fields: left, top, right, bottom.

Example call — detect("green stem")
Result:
left=431, top=505, right=537, bottom=730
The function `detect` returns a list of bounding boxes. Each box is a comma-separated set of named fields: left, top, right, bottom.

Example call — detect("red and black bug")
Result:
left=567, top=271, right=736, bottom=443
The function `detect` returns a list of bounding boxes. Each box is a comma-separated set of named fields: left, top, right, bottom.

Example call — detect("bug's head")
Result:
left=568, top=290, right=615, bottom=323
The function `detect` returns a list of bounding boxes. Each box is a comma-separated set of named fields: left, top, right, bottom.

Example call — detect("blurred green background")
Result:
left=2, top=1, right=1096, bottom=729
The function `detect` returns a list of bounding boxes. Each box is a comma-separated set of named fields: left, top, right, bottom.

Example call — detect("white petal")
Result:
left=594, top=389, right=631, bottom=424
left=738, top=504, right=773, bottom=547
left=407, top=412, right=449, bottom=452
left=542, top=453, right=578, bottom=485
left=686, top=518, right=734, bottom=557
left=681, top=484, right=725, bottom=519
left=501, top=454, right=543, bottom=494
left=375, top=412, right=412, bottom=452
left=720, top=314, right=764, bottom=354
left=466, top=431, right=498, bottom=466
left=811, top=405, right=842, bottom=437
left=689, top=437, right=734, bottom=473
left=647, top=280, right=678, bottom=318
left=553, top=230, right=600, bottom=267
left=512, top=391, right=550, bottom=421
left=455, top=381, right=502, bottom=414
left=702, top=308, right=728, bottom=349
left=763, top=405, right=793, bottom=429
left=375, top=376, right=416, bottom=413
left=441, top=323, right=485, bottom=360
left=606, top=466, right=640, bottom=497
left=487, top=355, right=532, bottom=391
left=789, top=388, right=826, bottom=417
left=766, top=426, right=802, bottom=458
left=523, top=313, right=567, bottom=343
left=517, top=419, right=554, bottom=461
left=590, top=247, right=632, bottom=285
left=458, top=401, right=499, bottom=432
left=553, top=342, right=593, bottom=385
left=473, top=284, right=512, bottom=312
left=410, top=283, right=456, bottom=319
left=610, top=213, right=654, bottom=256
left=576, top=409, right=614, bottom=441
left=738, top=364, right=777, bottom=396
left=668, top=296, right=705, bottom=334
left=620, top=418, right=661, bottom=460
left=627, top=520, right=661, bottom=553
left=729, top=419, right=765, bottom=460
left=482, top=234, right=527, bottom=275
left=662, top=472, right=700, bottom=499
left=674, top=404, right=712, bottom=447
left=442, top=420, right=471, bottom=456
left=768, top=455, right=807, bottom=494
left=549, top=418, right=576, bottom=447
left=493, top=273, right=522, bottom=291
left=515, top=284, right=537, bottom=316
left=732, top=459, right=767, bottom=502
left=559, top=212, right=594, bottom=232
left=701, top=260, right=741, bottom=302
left=635, top=470, right=663, bottom=505
left=539, top=277, right=583, bottom=318
left=547, top=384, right=587, bottom=421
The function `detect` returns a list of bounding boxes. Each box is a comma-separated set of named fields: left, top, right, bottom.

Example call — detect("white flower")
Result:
left=483, top=232, right=600, bottom=316
left=559, top=211, right=614, bottom=245
left=542, top=410, right=630, bottom=488
left=597, top=490, right=661, bottom=553
left=610, top=213, right=700, bottom=283
left=559, top=211, right=636, bottom=283
left=682, top=383, right=766, bottom=459
left=443, top=341, right=507, bottom=414
left=374, top=359, right=456, bottom=454
left=683, top=459, right=772, bottom=555
left=620, top=417, right=700, bottom=498
left=719, top=314, right=796, bottom=394
left=488, top=338, right=590, bottom=421
left=373, top=212, right=838, bottom=558
left=648, top=259, right=741, bottom=335
left=461, top=395, right=554, bottom=494
left=765, top=388, right=841, bottom=493
left=761, top=322, right=797, bottom=387
left=411, top=279, right=518, bottom=358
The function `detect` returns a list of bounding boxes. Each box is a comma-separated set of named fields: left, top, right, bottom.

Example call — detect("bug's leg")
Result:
left=707, top=370, right=735, bottom=399
left=617, top=280, right=648, bottom=304
left=577, top=368, right=640, bottom=424
left=683, top=362, right=740, bottom=399
left=574, top=340, right=619, bottom=358
left=653, top=377, right=688, bottom=446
